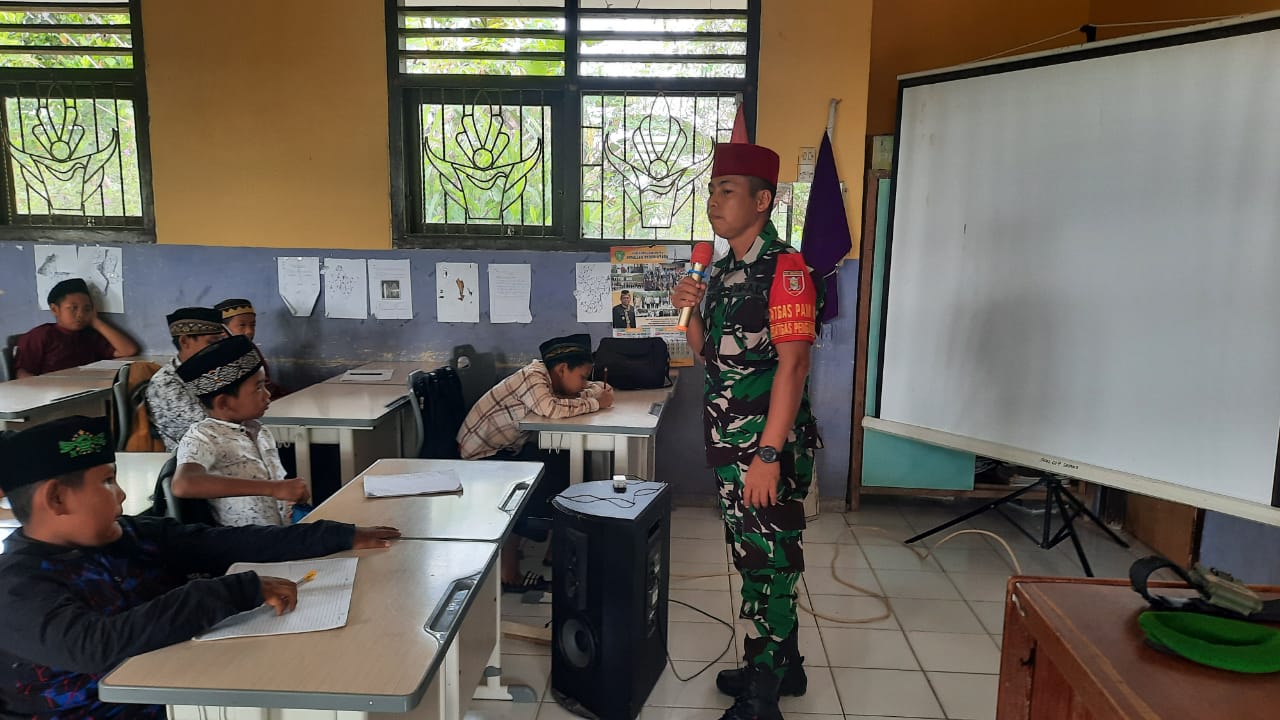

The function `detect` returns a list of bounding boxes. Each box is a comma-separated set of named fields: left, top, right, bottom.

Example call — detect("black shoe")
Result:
left=716, top=660, right=806, bottom=698
left=719, top=669, right=783, bottom=720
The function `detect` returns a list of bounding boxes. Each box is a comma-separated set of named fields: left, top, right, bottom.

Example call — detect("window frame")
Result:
left=387, top=0, right=761, bottom=250
left=0, top=0, right=156, bottom=244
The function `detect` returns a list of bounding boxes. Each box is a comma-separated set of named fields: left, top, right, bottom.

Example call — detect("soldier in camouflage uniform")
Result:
left=673, top=142, right=821, bottom=720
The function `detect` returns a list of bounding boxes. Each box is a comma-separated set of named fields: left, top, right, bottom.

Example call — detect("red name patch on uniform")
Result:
left=769, top=253, right=817, bottom=344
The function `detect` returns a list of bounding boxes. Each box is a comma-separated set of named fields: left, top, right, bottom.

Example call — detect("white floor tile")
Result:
left=887, top=598, right=985, bottom=634
left=928, top=672, right=999, bottom=720
left=638, top=708, right=725, bottom=720
left=498, top=653, right=552, bottom=701
left=671, top=515, right=726, bottom=541
left=670, top=538, right=730, bottom=565
left=819, top=628, right=919, bottom=670
left=906, top=632, right=1001, bottom=674
left=843, top=507, right=909, bottom=526
left=873, top=570, right=961, bottom=600
left=830, top=668, right=945, bottom=718
left=669, top=590, right=735, bottom=624
left=667, top=621, right=737, bottom=662
left=851, top=526, right=918, bottom=546
left=968, top=601, right=1006, bottom=634
left=805, top=514, right=858, bottom=543
left=861, top=545, right=944, bottom=572
left=778, top=666, right=844, bottom=716
left=803, top=567, right=882, bottom=596
left=992, top=634, right=1003, bottom=650
left=669, top=562, right=733, bottom=592
left=647, top=661, right=735, bottom=708
left=806, top=595, right=898, bottom=630
left=464, top=699, right=540, bottom=720
left=802, top=542, right=869, bottom=569
left=929, top=547, right=1016, bottom=574
left=948, top=573, right=1011, bottom=603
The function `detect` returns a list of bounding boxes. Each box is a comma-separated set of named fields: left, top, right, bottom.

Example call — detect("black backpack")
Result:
left=592, top=337, right=671, bottom=390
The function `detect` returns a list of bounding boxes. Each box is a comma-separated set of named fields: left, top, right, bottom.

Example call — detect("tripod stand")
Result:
left=905, top=474, right=1129, bottom=577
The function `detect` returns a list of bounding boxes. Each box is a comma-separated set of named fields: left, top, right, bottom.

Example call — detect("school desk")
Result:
left=519, top=382, right=675, bottom=484
left=306, top=457, right=545, bottom=704
left=263, top=382, right=412, bottom=483
left=100, top=539, right=499, bottom=720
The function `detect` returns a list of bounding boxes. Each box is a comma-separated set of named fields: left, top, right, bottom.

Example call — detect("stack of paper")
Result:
left=364, top=470, right=463, bottom=498
left=195, top=557, right=358, bottom=641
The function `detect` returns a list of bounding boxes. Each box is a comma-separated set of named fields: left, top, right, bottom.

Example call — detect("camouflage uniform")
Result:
left=702, top=220, right=822, bottom=677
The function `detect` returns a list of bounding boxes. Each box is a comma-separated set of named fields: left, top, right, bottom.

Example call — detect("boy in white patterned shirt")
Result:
left=171, top=335, right=309, bottom=526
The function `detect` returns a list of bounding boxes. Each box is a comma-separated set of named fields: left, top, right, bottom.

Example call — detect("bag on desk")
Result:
left=592, top=337, right=670, bottom=390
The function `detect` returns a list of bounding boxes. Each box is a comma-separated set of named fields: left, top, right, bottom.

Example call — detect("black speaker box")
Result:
left=550, top=480, right=671, bottom=719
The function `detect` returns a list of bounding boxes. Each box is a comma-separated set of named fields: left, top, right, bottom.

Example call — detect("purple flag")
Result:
left=800, top=131, right=852, bottom=322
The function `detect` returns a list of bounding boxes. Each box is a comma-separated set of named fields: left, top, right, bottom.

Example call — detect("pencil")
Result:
left=298, top=570, right=318, bottom=586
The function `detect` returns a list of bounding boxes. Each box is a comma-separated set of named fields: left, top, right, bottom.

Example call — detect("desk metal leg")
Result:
left=472, top=568, right=537, bottom=703
left=613, top=435, right=631, bottom=479
left=338, top=428, right=357, bottom=484
left=292, top=428, right=313, bottom=485
left=567, top=433, right=585, bottom=485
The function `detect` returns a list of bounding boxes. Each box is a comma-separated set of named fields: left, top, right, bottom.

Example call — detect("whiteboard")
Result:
left=878, top=19, right=1280, bottom=517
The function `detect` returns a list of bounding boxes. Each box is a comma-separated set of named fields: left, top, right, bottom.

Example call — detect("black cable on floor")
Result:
left=663, top=598, right=736, bottom=682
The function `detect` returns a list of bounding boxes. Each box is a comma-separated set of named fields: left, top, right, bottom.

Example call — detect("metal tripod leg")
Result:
left=1058, top=484, right=1130, bottom=548
left=1051, top=486, right=1094, bottom=577
left=905, top=479, right=1047, bottom=545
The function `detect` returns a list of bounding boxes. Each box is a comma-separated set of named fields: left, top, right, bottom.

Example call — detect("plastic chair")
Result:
left=406, top=369, right=427, bottom=458
left=111, top=364, right=133, bottom=450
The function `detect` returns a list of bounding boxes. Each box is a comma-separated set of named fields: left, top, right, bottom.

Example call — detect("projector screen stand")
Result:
left=904, top=475, right=1128, bottom=577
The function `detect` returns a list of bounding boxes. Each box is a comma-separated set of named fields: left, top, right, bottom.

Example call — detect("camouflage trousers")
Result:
left=714, top=445, right=815, bottom=676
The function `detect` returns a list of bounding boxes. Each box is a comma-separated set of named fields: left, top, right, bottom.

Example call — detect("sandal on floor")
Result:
left=502, top=571, right=551, bottom=594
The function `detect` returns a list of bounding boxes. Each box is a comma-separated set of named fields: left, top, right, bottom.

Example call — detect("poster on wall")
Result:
left=609, top=245, right=694, bottom=367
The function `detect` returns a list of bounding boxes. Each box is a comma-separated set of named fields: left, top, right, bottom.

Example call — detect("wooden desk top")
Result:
left=306, top=458, right=543, bottom=541
left=323, top=361, right=434, bottom=386
left=0, top=374, right=114, bottom=419
left=518, top=385, right=674, bottom=436
left=1009, top=578, right=1280, bottom=719
left=262, top=383, right=408, bottom=427
left=100, top=540, right=497, bottom=713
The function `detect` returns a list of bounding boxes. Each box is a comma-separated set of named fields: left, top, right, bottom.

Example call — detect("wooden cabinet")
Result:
left=997, top=578, right=1279, bottom=720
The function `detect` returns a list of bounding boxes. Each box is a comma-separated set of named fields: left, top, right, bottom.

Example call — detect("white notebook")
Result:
left=195, top=556, right=358, bottom=641
left=363, top=470, right=462, bottom=498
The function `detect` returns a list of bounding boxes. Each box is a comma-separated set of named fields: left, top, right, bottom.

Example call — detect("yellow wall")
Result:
left=758, top=0, right=873, bottom=256
left=142, top=1, right=391, bottom=249
left=866, top=0, right=1089, bottom=137
left=1091, top=0, right=1280, bottom=39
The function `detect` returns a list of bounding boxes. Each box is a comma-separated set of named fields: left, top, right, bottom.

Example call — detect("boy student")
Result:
left=215, top=297, right=285, bottom=398
left=171, top=335, right=309, bottom=526
left=457, top=334, right=613, bottom=592
left=146, top=307, right=227, bottom=451
left=0, top=415, right=401, bottom=720
left=15, top=278, right=138, bottom=377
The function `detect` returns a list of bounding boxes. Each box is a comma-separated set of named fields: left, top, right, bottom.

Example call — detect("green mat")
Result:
left=1139, top=611, right=1280, bottom=674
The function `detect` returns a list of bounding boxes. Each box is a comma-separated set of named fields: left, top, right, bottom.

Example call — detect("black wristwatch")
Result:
left=758, top=445, right=780, bottom=464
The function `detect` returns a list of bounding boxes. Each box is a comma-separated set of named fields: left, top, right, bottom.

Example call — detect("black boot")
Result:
left=717, top=635, right=807, bottom=698
left=719, top=668, right=784, bottom=720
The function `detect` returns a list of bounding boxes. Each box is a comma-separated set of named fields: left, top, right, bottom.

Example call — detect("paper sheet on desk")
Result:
left=78, top=359, right=131, bottom=371
left=364, top=470, right=462, bottom=497
left=195, top=557, right=357, bottom=641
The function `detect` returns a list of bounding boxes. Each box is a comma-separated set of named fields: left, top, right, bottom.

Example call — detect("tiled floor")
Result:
left=471, top=495, right=1158, bottom=720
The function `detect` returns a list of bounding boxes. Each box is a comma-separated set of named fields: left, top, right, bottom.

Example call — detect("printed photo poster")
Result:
left=609, top=245, right=694, bottom=367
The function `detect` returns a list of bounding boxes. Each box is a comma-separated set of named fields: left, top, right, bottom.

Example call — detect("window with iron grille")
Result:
left=0, top=0, right=152, bottom=240
left=389, top=0, right=758, bottom=249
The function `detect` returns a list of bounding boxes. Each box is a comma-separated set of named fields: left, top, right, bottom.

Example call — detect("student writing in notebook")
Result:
left=0, top=415, right=400, bottom=720
left=457, top=334, right=612, bottom=593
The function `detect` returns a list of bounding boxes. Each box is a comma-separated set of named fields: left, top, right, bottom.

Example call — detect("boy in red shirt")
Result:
left=15, top=278, right=138, bottom=377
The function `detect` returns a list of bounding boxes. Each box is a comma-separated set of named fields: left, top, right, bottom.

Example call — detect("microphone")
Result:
left=676, top=242, right=715, bottom=332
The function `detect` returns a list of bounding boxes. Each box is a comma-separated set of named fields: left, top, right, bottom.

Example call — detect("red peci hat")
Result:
left=711, top=143, right=779, bottom=186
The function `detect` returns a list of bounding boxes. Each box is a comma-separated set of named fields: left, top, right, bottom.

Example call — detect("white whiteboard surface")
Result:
left=880, top=23, right=1280, bottom=512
